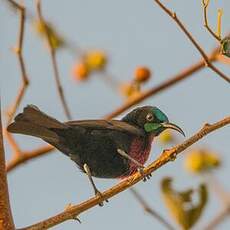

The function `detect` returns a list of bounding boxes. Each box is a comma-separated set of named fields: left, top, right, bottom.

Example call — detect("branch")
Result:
left=5, top=46, right=220, bottom=172
left=6, top=0, right=29, bottom=124
left=5, top=0, right=29, bottom=158
left=19, top=116, right=230, bottom=230
left=202, top=0, right=221, bottom=41
left=207, top=175, right=230, bottom=205
left=104, top=47, right=219, bottom=119
left=6, top=145, right=54, bottom=172
left=202, top=206, right=230, bottom=230
left=0, top=102, right=15, bottom=230
left=201, top=175, right=230, bottom=230
left=36, top=0, right=72, bottom=120
left=153, top=0, right=230, bottom=83
left=130, top=188, right=175, bottom=230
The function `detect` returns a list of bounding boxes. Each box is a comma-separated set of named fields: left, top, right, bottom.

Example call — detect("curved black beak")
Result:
left=162, top=122, right=185, bottom=137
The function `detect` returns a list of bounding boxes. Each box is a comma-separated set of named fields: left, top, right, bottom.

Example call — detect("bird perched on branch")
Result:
left=7, top=105, right=184, bottom=205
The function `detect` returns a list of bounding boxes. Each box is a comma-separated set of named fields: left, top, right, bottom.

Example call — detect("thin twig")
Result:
left=6, top=145, right=54, bottom=172
left=6, top=0, right=29, bottom=124
left=153, top=0, right=230, bottom=83
left=201, top=174, right=230, bottom=229
left=130, top=188, right=175, bottom=230
left=6, top=47, right=220, bottom=171
left=5, top=0, right=29, bottom=158
left=36, top=0, right=72, bottom=120
left=202, top=206, right=230, bottom=230
left=0, top=102, right=15, bottom=230
left=202, top=0, right=221, bottom=41
left=104, top=47, right=219, bottom=119
left=4, top=129, right=21, bottom=155
left=5, top=0, right=84, bottom=56
left=19, top=116, right=230, bottom=230
left=207, top=175, right=230, bottom=205
left=100, top=69, right=120, bottom=90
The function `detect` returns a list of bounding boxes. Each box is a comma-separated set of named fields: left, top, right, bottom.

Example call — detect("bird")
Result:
left=7, top=105, right=184, bottom=205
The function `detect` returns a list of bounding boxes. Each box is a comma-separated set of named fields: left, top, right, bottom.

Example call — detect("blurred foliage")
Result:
left=159, top=130, right=175, bottom=145
left=120, top=82, right=140, bottom=97
left=33, top=19, right=65, bottom=49
left=161, top=177, right=208, bottom=230
left=221, top=37, right=230, bottom=57
left=85, top=51, right=107, bottom=71
left=202, top=0, right=230, bottom=58
left=120, top=66, right=152, bottom=102
left=184, top=149, right=221, bottom=174
left=72, top=50, right=107, bottom=81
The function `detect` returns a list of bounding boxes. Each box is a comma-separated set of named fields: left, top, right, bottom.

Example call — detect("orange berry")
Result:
left=134, top=66, right=151, bottom=83
left=72, top=62, right=89, bottom=81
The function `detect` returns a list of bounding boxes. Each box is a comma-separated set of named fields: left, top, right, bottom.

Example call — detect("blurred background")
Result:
left=1, top=0, right=230, bottom=229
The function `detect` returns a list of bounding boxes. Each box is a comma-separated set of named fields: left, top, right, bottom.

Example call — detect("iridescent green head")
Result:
left=122, top=106, right=185, bottom=136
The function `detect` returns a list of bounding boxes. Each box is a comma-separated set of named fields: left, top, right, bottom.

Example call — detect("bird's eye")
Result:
left=146, top=113, right=154, bottom=122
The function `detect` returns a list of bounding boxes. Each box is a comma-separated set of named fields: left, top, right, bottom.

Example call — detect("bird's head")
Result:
left=122, top=106, right=185, bottom=137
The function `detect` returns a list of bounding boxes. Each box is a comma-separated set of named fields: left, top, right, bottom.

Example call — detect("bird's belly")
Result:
left=82, top=150, right=129, bottom=178
left=60, top=131, right=152, bottom=179
left=120, top=137, right=152, bottom=178
left=68, top=138, right=130, bottom=178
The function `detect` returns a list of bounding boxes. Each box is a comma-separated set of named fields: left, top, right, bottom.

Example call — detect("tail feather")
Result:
left=14, top=105, right=66, bottom=128
left=7, top=105, right=67, bottom=142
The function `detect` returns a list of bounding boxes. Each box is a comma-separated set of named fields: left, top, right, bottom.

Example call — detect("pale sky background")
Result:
left=1, top=0, right=230, bottom=229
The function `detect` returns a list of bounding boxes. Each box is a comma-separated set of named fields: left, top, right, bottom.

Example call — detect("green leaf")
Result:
left=221, top=37, right=230, bottom=57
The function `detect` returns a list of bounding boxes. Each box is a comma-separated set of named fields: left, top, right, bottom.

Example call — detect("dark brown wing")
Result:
left=65, top=120, right=144, bottom=137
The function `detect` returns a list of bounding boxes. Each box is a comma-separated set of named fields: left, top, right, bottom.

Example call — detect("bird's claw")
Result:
left=137, top=166, right=152, bottom=182
left=95, top=190, right=108, bottom=207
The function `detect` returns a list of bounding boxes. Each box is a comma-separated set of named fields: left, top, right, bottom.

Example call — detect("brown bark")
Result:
left=0, top=102, right=15, bottom=230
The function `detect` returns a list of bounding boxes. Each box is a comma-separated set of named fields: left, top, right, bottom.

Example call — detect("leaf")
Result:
left=33, top=20, right=65, bottom=49
left=221, top=37, right=230, bottom=58
left=161, top=177, right=208, bottom=230
left=184, top=149, right=221, bottom=174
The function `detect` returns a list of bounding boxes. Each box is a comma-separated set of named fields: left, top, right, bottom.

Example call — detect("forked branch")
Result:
left=153, top=0, right=230, bottom=83
left=202, top=0, right=221, bottom=41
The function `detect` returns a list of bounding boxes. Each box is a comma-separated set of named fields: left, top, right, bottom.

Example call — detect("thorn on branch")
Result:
left=203, top=123, right=211, bottom=128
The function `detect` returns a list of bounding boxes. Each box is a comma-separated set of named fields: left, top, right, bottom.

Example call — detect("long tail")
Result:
left=7, top=105, right=67, bottom=142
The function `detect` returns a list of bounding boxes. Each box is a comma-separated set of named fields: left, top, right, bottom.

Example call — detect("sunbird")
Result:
left=7, top=105, right=184, bottom=205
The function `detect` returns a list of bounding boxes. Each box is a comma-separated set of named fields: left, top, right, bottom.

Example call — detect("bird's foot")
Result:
left=137, top=166, right=152, bottom=182
left=95, top=190, right=109, bottom=207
